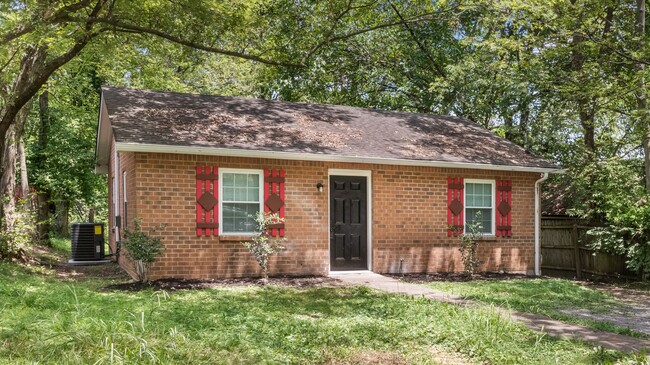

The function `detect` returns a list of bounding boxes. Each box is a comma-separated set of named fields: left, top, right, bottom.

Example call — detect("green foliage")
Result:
left=0, top=260, right=637, bottom=364
left=123, top=218, right=166, bottom=282
left=458, top=217, right=483, bottom=277
left=23, top=64, right=108, bottom=225
left=568, top=159, right=650, bottom=276
left=242, top=212, right=285, bottom=282
left=0, top=196, right=35, bottom=260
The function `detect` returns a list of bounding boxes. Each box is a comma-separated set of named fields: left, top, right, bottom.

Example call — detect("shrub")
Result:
left=242, top=212, right=285, bottom=283
left=458, top=218, right=483, bottom=277
left=570, top=159, right=650, bottom=278
left=0, top=195, right=36, bottom=261
left=122, top=218, right=166, bottom=282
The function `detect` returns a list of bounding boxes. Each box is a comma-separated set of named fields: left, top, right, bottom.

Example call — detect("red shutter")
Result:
left=196, top=166, right=219, bottom=237
left=496, top=179, right=512, bottom=237
left=447, top=177, right=464, bottom=237
left=264, top=169, right=286, bottom=237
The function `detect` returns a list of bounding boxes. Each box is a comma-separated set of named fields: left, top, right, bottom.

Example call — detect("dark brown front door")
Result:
left=330, top=175, right=368, bottom=270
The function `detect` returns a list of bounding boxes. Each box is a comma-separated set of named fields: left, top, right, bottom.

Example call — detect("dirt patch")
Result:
left=387, top=272, right=534, bottom=283
left=21, top=245, right=130, bottom=281
left=560, top=282, right=650, bottom=336
left=52, top=261, right=130, bottom=280
left=323, top=350, right=407, bottom=365
left=429, top=346, right=480, bottom=365
left=323, top=347, right=478, bottom=365
left=103, top=276, right=345, bottom=292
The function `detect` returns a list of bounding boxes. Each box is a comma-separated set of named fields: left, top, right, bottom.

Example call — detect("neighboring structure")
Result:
left=95, top=86, right=560, bottom=280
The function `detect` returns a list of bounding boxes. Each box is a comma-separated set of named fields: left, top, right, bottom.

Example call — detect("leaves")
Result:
left=242, top=212, right=286, bottom=280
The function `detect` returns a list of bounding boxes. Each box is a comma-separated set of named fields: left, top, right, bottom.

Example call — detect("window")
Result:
left=123, top=171, right=128, bottom=229
left=219, top=169, right=264, bottom=235
left=464, top=180, right=494, bottom=235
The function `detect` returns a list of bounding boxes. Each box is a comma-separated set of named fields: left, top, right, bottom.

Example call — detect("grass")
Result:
left=0, top=246, right=644, bottom=364
left=423, top=278, right=649, bottom=338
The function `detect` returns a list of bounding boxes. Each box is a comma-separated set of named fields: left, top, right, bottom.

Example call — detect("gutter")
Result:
left=534, top=172, right=550, bottom=276
left=113, top=142, right=562, bottom=174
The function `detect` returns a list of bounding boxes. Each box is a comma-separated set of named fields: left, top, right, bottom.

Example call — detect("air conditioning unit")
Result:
left=71, top=223, right=105, bottom=261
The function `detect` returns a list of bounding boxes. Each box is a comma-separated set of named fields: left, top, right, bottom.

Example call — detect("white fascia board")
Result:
left=115, top=142, right=564, bottom=174
left=94, top=98, right=111, bottom=174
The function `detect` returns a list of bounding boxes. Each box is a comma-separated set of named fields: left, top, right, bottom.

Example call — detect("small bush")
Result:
left=458, top=219, right=483, bottom=277
left=0, top=195, right=36, bottom=261
left=242, top=212, right=285, bottom=283
left=122, top=218, right=165, bottom=282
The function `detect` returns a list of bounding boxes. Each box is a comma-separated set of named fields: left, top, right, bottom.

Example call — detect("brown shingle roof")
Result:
left=101, top=86, right=557, bottom=170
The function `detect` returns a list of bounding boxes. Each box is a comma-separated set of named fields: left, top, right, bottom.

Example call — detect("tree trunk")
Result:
left=0, top=102, right=32, bottom=250
left=570, top=32, right=597, bottom=160
left=54, top=200, right=70, bottom=238
left=36, top=193, right=50, bottom=243
left=519, top=105, right=530, bottom=149
left=636, top=0, right=649, bottom=191
left=18, top=140, right=29, bottom=200
left=504, top=114, right=514, bottom=142
left=35, top=91, right=51, bottom=242
left=0, top=125, right=19, bottom=234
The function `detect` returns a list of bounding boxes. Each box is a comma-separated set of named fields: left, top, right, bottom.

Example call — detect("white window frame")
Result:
left=464, top=179, right=496, bottom=236
left=122, top=171, right=128, bottom=229
left=218, top=168, right=264, bottom=236
left=113, top=150, right=120, bottom=241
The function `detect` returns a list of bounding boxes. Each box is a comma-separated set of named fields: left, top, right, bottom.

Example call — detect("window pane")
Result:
left=465, top=183, right=492, bottom=208
left=222, top=203, right=259, bottom=232
left=222, top=172, right=260, bottom=202
left=235, top=187, right=247, bottom=201
left=223, top=187, right=235, bottom=201
left=223, top=173, right=234, bottom=186
left=466, top=183, right=474, bottom=195
left=247, top=187, right=259, bottom=201
left=466, top=208, right=492, bottom=234
left=247, top=174, right=259, bottom=187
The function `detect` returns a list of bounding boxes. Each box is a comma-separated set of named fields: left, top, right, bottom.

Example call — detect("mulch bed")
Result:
left=103, top=276, right=344, bottom=292
left=386, top=272, right=536, bottom=283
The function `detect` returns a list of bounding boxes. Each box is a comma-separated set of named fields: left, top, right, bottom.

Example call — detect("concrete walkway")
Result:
left=330, top=271, right=650, bottom=353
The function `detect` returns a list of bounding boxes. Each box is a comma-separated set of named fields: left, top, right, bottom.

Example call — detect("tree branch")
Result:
left=0, top=0, right=93, bottom=45
left=304, top=10, right=443, bottom=62
left=2, top=33, right=95, bottom=140
left=389, top=2, right=446, bottom=78
left=87, top=17, right=304, bottom=68
left=0, top=48, right=18, bottom=75
left=580, top=28, right=650, bottom=66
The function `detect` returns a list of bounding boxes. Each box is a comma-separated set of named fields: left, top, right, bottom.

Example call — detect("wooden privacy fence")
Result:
left=541, top=217, right=638, bottom=279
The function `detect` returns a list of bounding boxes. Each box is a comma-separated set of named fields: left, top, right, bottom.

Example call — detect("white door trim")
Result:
left=327, top=169, right=372, bottom=273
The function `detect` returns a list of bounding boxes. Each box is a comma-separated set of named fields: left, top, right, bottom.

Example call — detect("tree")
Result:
left=637, top=0, right=649, bottom=191
left=0, top=1, right=444, bottom=251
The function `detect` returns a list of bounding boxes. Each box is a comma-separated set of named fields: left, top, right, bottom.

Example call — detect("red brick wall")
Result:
left=108, top=151, right=540, bottom=279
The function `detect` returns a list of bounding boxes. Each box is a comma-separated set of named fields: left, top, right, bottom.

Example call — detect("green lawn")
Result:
left=0, top=247, right=642, bottom=364
left=422, top=278, right=648, bottom=338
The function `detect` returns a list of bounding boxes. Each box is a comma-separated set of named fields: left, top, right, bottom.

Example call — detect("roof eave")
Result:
left=94, top=96, right=112, bottom=174
left=115, top=142, right=563, bottom=174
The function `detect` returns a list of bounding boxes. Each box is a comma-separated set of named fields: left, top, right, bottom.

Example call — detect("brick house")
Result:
left=95, top=87, right=560, bottom=280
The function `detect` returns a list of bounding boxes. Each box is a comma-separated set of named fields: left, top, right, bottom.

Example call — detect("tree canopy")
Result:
left=0, top=0, right=649, bottom=273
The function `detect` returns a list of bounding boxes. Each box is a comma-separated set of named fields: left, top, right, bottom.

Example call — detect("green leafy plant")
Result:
left=571, top=159, right=650, bottom=279
left=0, top=195, right=36, bottom=261
left=123, top=218, right=166, bottom=282
left=458, top=216, right=483, bottom=277
left=242, top=212, right=285, bottom=283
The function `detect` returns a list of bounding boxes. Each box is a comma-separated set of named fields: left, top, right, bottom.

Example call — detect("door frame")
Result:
left=327, top=168, right=372, bottom=272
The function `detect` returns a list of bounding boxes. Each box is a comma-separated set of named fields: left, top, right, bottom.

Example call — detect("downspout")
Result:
left=534, top=172, right=549, bottom=276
